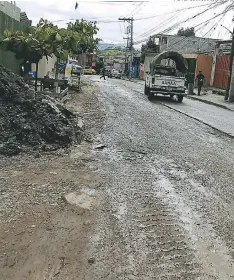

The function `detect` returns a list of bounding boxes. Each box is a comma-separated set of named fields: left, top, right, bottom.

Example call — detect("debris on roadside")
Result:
left=0, top=64, right=82, bottom=156
left=94, top=144, right=106, bottom=150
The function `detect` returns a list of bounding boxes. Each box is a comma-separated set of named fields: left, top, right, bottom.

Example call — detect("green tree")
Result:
left=0, top=19, right=63, bottom=90
left=0, top=18, right=101, bottom=90
left=177, top=27, right=195, bottom=37
left=140, top=38, right=159, bottom=63
left=67, top=19, right=101, bottom=54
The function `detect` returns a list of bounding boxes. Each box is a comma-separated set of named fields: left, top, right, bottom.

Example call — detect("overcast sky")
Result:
left=16, top=0, right=233, bottom=46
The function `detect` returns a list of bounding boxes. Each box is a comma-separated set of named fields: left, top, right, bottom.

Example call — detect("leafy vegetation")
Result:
left=100, top=47, right=125, bottom=57
left=177, top=27, right=195, bottom=37
left=0, top=18, right=100, bottom=90
left=140, top=38, right=159, bottom=63
left=67, top=19, right=100, bottom=54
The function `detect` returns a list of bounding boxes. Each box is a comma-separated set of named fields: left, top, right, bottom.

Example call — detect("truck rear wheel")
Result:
left=144, top=84, right=150, bottom=95
left=177, top=95, right=183, bottom=103
left=148, top=91, right=154, bottom=101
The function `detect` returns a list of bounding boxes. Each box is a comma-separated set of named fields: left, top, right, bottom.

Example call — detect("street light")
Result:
left=220, top=25, right=233, bottom=36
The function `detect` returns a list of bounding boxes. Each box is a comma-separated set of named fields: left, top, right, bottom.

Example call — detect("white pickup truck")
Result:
left=145, top=65, right=186, bottom=102
left=144, top=51, right=188, bottom=102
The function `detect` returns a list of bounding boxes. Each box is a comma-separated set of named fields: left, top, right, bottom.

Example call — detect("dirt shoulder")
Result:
left=0, top=80, right=104, bottom=280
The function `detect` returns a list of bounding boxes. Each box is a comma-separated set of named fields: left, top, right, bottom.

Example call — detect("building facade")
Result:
left=151, top=34, right=219, bottom=54
left=0, top=1, right=31, bottom=74
left=0, top=1, right=20, bottom=21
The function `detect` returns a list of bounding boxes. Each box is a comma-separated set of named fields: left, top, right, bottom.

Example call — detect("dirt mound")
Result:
left=0, top=65, right=82, bottom=156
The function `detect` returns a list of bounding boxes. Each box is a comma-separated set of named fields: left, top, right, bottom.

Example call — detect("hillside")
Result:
left=98, top=41, right=125, bottom=51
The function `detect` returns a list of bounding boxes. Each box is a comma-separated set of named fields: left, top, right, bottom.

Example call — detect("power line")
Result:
left=178, top=14, right=225, bottom=53
left=77, top=0, right=149, bottom=2
left=162, top=9, right=229, bottom=53
left=134, top=0, right=231, bottom=45
left=134, top=2, right=215, bottom=42
left=131, top=2, right=144, bottom=17
left=51, top=1, right=213, bottom=24
left=136, top=9, right=185, bottom=39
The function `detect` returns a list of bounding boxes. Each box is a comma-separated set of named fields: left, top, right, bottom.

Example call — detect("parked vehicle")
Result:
left=72, top=65, right=82, bottom=75
left=84, top=66, right=92, bottom=75
left=145, top=51, right=188, bottom=102
left=108, top=69, right=121, bottom=79
left=105, top=69, right=111, bottom=76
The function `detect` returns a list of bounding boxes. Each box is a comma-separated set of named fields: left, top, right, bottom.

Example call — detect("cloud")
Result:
left=15, top=0, right=232, bottom=44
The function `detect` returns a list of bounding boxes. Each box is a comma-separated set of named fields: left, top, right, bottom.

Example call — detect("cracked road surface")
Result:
left=86, top=76, right=234, bottom=279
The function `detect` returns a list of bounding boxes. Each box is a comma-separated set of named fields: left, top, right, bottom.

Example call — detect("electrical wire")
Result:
left=178, top=14, right=225, bottom=53
left=131, top=2, right=144, bottom=17
left=134, top=0, right=230, bottom=45
left=134, top=2, right=215, bottom=42
left=163, top=10, right=228, bottom=53
left=217, top=15, right=226, bottom=39
left=135, top=9, right=185, bottom=40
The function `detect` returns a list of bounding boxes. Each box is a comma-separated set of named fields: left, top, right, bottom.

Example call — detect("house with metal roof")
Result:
left=150, top=33, right=221, bottom=54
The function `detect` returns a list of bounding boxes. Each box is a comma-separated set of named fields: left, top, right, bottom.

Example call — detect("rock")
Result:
left=49, top=172, right=58, bottom=175
left=64, top=192, right=96, bottom=210
left=0, top=142, right=21, bottom=156
left=94, top=144, right=106, bottom=150
left=88, top=258, right=95, bottom=265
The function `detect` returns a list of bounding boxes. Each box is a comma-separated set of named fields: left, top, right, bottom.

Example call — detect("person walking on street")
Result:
left=100, top=67, right=106, bottom=80
left=195, top=70, right=205, bottom=96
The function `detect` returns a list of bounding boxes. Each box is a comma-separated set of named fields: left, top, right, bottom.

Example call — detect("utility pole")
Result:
left=130, top=17, right=133, bottom=79
left=226, top=26, right=234, bottom=102
left=123, top=37, right=128, bottom=76
left=119, top=17, right=134, bottom=78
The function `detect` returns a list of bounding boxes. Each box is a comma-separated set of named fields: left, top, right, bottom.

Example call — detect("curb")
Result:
left=122, top=77, right=234, bottom=112
left=157, top=101, right=234, bottom=139
left=105, top=78, right=234, bottom=139
left=122, top=77, right=144, bottom=85
left=186, top=95, right=234, bottom=112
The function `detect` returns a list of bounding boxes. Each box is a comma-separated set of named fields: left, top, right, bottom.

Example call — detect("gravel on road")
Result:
left=85, top=76, right=234, bottom=279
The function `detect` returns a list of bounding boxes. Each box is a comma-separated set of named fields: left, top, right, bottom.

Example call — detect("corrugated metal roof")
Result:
left=152, top=34, right=220, bottom=54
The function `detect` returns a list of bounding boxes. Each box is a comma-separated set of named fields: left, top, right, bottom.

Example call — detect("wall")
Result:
left=0, top=1, right=20, bottom=21
left=31, top=54, right=57, bottom=78
left=195, top=55, right=212, bottom=87
left=154, top=35, right=217, bottom=55
left=0, top=9, right=29, bottom=74
left=113, top=62, right=121, bottom=70
left=143, top=53, right=157, bottom=80
left=213, top=55, right=230, bottom=89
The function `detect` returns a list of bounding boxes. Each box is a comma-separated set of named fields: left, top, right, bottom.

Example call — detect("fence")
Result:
left=213, top=55, right=230, bottom=89
left=0, top=11, right=29, bottom=74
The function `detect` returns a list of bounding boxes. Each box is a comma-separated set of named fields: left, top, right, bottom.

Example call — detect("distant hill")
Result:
left=98, top=41, right=125, bottom=50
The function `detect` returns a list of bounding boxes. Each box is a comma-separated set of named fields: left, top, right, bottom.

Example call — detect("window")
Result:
left=162, top=37, right=167, bottom=44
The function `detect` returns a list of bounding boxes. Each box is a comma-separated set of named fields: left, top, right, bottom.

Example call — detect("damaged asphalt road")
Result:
left=86, top=76, right=234, bottom=279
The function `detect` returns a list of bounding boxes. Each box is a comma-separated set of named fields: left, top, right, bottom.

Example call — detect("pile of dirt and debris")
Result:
left=0, top=65, right=82, bottom=156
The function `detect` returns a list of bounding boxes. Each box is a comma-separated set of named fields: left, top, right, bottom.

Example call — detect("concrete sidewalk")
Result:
left=187, top=88, right=234, bottom=112
left=122, top=77, right=234, bottom=111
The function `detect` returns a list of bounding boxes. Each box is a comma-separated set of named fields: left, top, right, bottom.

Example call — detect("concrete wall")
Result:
left=31, top=54, right=57, bottom=78
left=0, top=1, right=20, bottom=21
left=0, top=4, right=28, bottom=74
left=152, top=34, right=218, bottom=55
left=143, top=53, right=157, bottom=80
left=195, top=55, right=212, bottom=87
